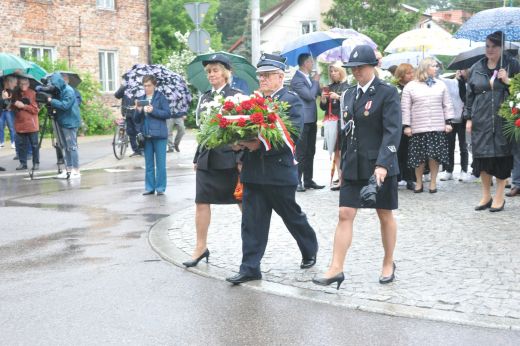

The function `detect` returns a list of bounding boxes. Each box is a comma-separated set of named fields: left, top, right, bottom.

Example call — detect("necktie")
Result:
left=355, top=88, right=364, bottom=112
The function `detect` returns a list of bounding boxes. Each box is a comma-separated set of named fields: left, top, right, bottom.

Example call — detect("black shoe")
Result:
left=330, top=185, right=340, bottom=191
left=142, top=191, right=155, bottom=195
left=312, top=272, right=345, bottom=290
left=379, top=262, right=396, bottom=284
left=489, top=201, right=505, bottom=212
left=156, top=191, right=165, bottom=196
left=182, top=249, right=210, bottom=267
left=0, top=166, right=5, bottom=171
left=429, top=188, right=437, bottom=194
left=15, top=164, right=27, bottom=170
left=296, top=184, right=306, bottom=192
left=475, top=199, right=492, bottom=211
left=32, top=164, right=39, bottom=170
left=226, top=272, right=262, bottom=285
left=305, top=181, right=325, bottom=189
left=406, top=181, right=415, bottom=191
left=300, top=256, right=316, bottom=269
left=174, top=144, right=180, bottom=152
left=414, top=186, right=423, bottom=193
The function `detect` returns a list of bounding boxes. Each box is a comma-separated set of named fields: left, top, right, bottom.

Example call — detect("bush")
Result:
left=28, top=58, right=115, bottom=136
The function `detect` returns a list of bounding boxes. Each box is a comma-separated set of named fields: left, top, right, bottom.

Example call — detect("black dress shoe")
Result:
left=506, top=186, right=520, bottom=197
left=475, top=199, right=492, bottom=211
left=305, top=181, right=325, bottom=189
left=15, top=164, right=27, bottom=170
left=330, top=185, right=340, bottom=191
left=296, top=184, right=306, bottom=192
left=226, top=272, right=262, bottom=285
left=379, top=262, right=396, bottom=284
left=406, top=181, right=415, bottom=191
left=414, top=186, right=423, bottom=193
left=300, top=256, right=316, bottom=269
left=182, top=249, right=210, bottom=267
left=429, top=188, right=437, bottom=193
left=312, top=272, right=345, bottom=290
left=142, top=191, right=155, bottom=195
left=489, top=201, right=505, bottom=212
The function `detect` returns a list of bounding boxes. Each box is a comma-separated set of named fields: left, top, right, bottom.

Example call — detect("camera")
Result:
left=359, top=175, right=381, bottom=207
left=137, top=99, right=150, bottom=107
left=35, top=76, right=59, bottom=104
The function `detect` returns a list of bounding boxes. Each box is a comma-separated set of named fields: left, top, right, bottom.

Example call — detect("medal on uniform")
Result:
left=364, top=100, right=372, bottom=116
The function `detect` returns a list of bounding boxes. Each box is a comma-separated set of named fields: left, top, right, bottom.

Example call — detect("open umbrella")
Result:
left=281, top=31, right=347, bottom=66
left=57, top=71, right=81, bottom=88
left=448, top=43, right=520, bottom=70
left=123, top=64, right=192, bottom=114
left=317, top=28, right=377, bottom=63
left=0, top=72, right=41, bottom=90
left=27, top=62, right=47, bottom=82
left=0, top=53, right=32, bottom=76
left=454, top=7, right=520, bottom=41
left=187, top=51, right=258, bottom=93
left=385, top=28, right=452, bottom=54
left=381, top=51, right=437, bottom=69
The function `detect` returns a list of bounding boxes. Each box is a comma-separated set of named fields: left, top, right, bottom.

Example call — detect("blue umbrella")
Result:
left=281, top=31, right=346, bottom=66
left=454, top=7, right=520, bottom=41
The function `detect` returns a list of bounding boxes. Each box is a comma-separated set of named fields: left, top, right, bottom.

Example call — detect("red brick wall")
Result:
left=0, top=0, right=150, bottom=96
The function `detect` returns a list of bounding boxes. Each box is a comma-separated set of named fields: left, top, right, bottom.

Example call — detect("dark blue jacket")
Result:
left=134, top=90, right=171, bottom=139
left=49, top=73, right=81, bottom=129
left=240, top=88, right=303, bottom=186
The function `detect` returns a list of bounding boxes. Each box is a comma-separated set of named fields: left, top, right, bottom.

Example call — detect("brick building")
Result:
left=431, top=10, right=472, bottom=26
left=0, top=0, right=150, bottom=95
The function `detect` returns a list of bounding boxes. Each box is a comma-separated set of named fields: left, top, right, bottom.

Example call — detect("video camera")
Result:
left=35, top=76, right=60, bottom=104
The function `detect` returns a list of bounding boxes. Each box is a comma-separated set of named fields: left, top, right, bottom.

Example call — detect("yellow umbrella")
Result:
left=384, top=28, right=452, bottom=54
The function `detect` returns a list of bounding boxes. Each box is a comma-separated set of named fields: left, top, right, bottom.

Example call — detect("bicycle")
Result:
left=112, top=106, right=132, bottom=160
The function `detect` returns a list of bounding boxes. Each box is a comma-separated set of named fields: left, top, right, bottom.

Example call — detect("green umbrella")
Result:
left=28, top=62, right=47, bottom=82
left=187, top=51, right=259, bottom=93
left=0, top=53, right=32, bottom=76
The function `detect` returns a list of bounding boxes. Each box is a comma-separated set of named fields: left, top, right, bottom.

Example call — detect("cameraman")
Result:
left=12, top=76, right=40, bottom=170
left=46, top=73, right=81, bottom=179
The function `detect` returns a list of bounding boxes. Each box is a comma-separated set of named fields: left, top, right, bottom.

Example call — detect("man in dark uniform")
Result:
left=313, top=45, right=402, bottom=289
left=226, top=54, right=319, bottom=285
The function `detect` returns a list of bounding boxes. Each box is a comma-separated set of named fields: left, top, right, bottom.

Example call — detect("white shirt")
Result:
left=356, top=75, right=376, bottom=97
left=211, top=85, right=226, bottom=94
left=297, top=69, right=312, bottom=87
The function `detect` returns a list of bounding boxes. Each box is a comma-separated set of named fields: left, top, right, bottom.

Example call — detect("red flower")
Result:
left=237, top=118, right=247, bottom=127
left=255, top=97, right=265, bottom=105
left=512, top=107, right=519, bottom=115
left=219, top=118, right=229, bottom=128
left=223, top=101, right=235, bottom=111
left=269, top=124, right=276, bottom=129
left=216, top=113, right=223, bottom=119
left=515, top=118, right=520, bottom=127
left=267, top=113, right=277, bottom=123
left=241, top=100, right=253, bottom=110
left=250, top=112, right=264, bottom=124
left=235, top=106, right=243, bottom=113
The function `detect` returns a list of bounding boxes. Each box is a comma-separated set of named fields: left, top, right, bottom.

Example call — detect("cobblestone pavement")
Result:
left=152, top=137, right=520, bottom=330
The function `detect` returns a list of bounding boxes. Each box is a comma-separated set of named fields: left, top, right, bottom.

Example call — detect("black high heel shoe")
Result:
left=312, top=272, right=345, bottom=290
left=182, top=249, right=210, bottom=267
left=379, top=262, right=396, bottom=284
left=489, top=200, right=505, bottom=212
left=475, top=199, right=492, bottom=211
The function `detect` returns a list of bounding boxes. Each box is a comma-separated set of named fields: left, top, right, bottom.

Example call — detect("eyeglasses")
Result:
left=257, top=72, right=281, bottom=79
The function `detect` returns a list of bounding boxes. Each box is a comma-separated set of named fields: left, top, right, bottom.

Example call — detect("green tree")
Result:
left=151, top=0, right=222, bottom=64
left=216, top=0, right=249, bottom=50
left=325, top=0, right=421, bottom=51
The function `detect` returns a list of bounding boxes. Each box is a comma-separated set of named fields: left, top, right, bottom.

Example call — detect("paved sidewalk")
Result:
left=150, top=135, right=520, bottom=331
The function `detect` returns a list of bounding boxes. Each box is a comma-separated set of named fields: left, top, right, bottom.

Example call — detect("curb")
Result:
left=149, top=214, right=520, bottom=332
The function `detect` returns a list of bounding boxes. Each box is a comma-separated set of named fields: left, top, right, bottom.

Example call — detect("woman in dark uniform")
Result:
left=319, top=61, right=349, bottom=191
left=183, top=54, right=243, bottom=267
left=313, top=45, right=402, bottom=289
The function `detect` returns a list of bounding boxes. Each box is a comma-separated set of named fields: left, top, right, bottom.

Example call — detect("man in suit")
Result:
left=226, top=54, right=319, bottom=285
left=291, top=53, right=324, bottom=192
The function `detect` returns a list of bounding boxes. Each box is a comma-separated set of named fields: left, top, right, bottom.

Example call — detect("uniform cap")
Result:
left=202, top=54, right=232, bottom=70
left=343, top=45, right=378, bottom=68
left=256, top=53, right=287, bottom=73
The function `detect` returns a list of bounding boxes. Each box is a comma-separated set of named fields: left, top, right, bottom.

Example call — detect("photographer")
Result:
left=12, top=76, right=40, bottom=170
left=46, top=73, right=81, bottom=179
left=1, top=76, right=17, bottom=149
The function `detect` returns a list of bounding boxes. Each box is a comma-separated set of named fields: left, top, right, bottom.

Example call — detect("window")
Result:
left=20, top=46, right=55, bottom=61
left=301, top=21, right=318, bottom=35
left=99, top=51, right=118, bottom=92
left=97, top=0, right=115, bottom=10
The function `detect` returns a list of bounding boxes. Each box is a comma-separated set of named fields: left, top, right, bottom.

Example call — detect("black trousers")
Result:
left=239, top=183, right=318, bottom=276
left=397, top=133, right=415, bottom=182
left=296, top=122, right=317, bottom=185
left=444, top=121, right=468, bottom=173
left=126, top=115, right=141, bottom=153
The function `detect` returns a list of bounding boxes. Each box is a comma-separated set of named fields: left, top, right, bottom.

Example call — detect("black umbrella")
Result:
left=58, top=71, right=82, bottom=88
left=0, top=72, right=41, bottom=90
left=448, top=44, right=519, bottom=70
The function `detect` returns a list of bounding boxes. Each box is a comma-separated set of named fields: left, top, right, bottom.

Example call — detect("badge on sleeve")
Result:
left=387, top=145, right=397, bottom=152
left=364, top=100, right=372, bottom=116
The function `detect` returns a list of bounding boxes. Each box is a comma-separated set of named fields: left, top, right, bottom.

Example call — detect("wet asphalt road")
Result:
left=1, top=151, right=520, bottom=345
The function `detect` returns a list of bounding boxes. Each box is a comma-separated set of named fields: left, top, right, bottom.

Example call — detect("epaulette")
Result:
left=231, top=87, right=243, bottom=93
left=287, top=90, right=298, bottom=96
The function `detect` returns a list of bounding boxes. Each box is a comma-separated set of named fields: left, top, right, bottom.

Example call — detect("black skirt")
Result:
left=408, top=131, right=449, bottom=168
left=339, top=175, right=398, bottom=210
left=472, top=156, right=513, bottom=180
left=195, top=168, right=239, bottom=204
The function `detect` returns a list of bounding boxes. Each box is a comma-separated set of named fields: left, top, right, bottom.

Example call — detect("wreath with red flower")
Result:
left=499, top=73, right=520, bottom=142
left=196, top=93, right=298, bottom=151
